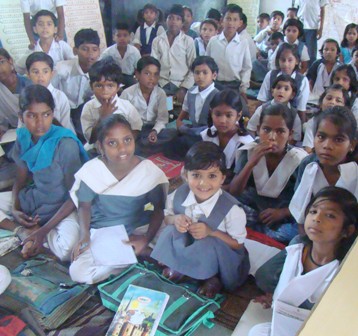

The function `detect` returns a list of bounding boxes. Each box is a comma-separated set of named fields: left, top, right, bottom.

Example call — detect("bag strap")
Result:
left=161, top=296, right=189, bottom=323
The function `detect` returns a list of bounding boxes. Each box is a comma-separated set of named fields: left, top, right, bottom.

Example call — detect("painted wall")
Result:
left=259, top=0, right=293, bottom=16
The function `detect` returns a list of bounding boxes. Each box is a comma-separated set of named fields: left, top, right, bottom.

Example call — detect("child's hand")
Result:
left=99, top=96, right=118, bottom=117
left=176, top=118, right=184, bottom=129
left=127, top=234, right=149, bottom=256
left=248, top=141, right=273, bottom=166
left=12, top=210, right=40, bottom=228
left=21, top=227, right=46, bottom=258
left=173, top=215, right=192, bottom=233
left=188, top=222, right=212, bottom=240
left=72, top=236, right=90, bottom=261
left=259, top=208, right=286, bottom=226
left=148, top=130, right=158, bottom=143
left=28, top=40, right=36, bottom=50
left=55, top=33, right=64, bottom=42
left=254, top=293, right=273, bottom=309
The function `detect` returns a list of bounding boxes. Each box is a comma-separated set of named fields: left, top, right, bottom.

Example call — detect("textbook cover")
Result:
left=147, top=153, right=184, bottom=179
left=105, top=285, right=169, bottom=336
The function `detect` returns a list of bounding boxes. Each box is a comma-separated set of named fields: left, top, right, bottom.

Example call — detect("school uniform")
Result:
left=254, top=27, right=283, bottom=53
left=289, top=154, right=358, bottom=224
left=133, top=23, right=165, bottom=55
left=341, top=47, right=353, bottom=64
left=69, top=158, right=169, bottom=284
left=239, top=28, right=258, bottom=61
left=151, top=31, right=196, bottom=91
left=81, top=95, right=143, bottom=143
left=302, top=117, right=315, bottom=149
left=194, top=37, right=206, bottom=57
left=151, top=185, right=249, bottom=290
left=350, top=61, right=358, bottom=79
left=20, top=0, right=66, bottom=16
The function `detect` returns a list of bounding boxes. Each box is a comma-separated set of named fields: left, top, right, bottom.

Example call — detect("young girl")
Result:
left=303, top=84, right=351, bottom=153
left=229, top=103, right=307, bottom=243
left=0, top=84, right=87, bottom=260
left=250, top=186, right=357, bottom=336
left=257, top=43, right=310, bottom=121
left=290, top=106, right=357, bottom=227
left=340, top=23, right=358, bottom=64
left=248, top=75, right=302, bottom=142
left=351, top=47, right=358, bottom=78
left=307, top=39, right=341, bottom=103
left=201, top=89, right=253, bottom=185
left=151, top=142, right=249, bottom=298
left=70, top=114, right=168, bottom=284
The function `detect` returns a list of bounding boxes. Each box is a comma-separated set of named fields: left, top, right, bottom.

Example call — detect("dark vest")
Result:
left=140, top=23, right=160, bottom=55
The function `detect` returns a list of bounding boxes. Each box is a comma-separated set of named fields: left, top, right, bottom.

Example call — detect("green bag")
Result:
left=0, top=255, right=93, bottom=330
left=98, top=264, right=222, bottom=336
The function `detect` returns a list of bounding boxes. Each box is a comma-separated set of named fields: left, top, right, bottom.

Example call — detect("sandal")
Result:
left=162, top=267, right=185, bottom=282
left=198, top=276, right=222, bottom=298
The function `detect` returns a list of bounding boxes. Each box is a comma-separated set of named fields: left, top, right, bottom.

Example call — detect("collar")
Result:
left=92, top=95, right=119, bottom=108
left=70, top=58, right=88, bottom=77
left=47, top=83, right=55, bottom=93
left=271, top=99, right=292, bottom=108
left=276, top=70, right=298, bottom=79
left=219, top=31, right=240, bottom=43
left=190, top=82, right=216, bottom=98
left=284, top=36, right=299, bottom=45
left=144, top=22, right=156, bottom=29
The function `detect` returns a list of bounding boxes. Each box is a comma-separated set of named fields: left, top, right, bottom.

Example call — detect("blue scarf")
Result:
left=17, top=125, right=88, bottom=172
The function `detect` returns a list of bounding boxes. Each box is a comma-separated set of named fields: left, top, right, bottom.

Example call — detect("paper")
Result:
left=90, top=225, right=137, bottom=267
left=0, top=129, right=17, bottom=145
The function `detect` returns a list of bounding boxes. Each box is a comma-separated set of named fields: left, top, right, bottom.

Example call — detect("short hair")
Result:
left=257, top=13, right=270, bottom=21
left=223, top=4, right=242, bottom=16
left=115, top=22, right=130, bottom=33
left=26, top=52, right=54, bottom=71
left=275, top=43, right=300, bottom=71
left=89, top=58, right=122, bottom=85
left=283, top=18, right=304, bottom=38
left=166, top=4, right=184, bottom=21
left=206, top=8, right=221, bottom=22
left=200, top=19, right=218, bottom=31
left=241, top=13, right=247, bottom=26
left=318, top=84, right=351, bottom=108
left=191, top=56, right=218, bottom=73
left=182, top=6, right=193, bottom=17
left=19, top=84, right=55, bottom=114
left=259, top=103, right=295, bottom=130
left=97, top=114, right=132, bottom=145
left=330, top=64, right=358, bottom=93
left=136, top=55, right=161, bottom=72
left=32, top=10, right=57, bottom=27
left=142, top=3, right=158, bottom=14
left=319, top=38, right=341, bottom=58
left=269, top=32, right=284, bottom=42
left=272, top=74, right=298, bottom=97
left=184, top=141, right=227, bottom=174
left=287, top=7, right=298, bottom=14
left=74, top=28, right=100, bottom=48
left=0, top=48, right=12, bottom=60
left=270, top=10, right=284, bottom=21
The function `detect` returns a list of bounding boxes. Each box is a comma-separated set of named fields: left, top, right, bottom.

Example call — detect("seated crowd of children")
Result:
left=0, top=2, right=357, bottom=334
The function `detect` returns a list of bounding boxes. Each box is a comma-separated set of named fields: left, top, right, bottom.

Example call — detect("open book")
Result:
left=106, top=285, right=169, bottom=336
left=0, top=129, right=17, bottom=145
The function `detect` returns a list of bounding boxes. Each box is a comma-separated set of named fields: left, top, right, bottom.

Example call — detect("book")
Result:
left=106, top=285, right=169, bottom=336
left=147, top=153, right=184, bottom=179
left=0, top=129, right=17, bottom=145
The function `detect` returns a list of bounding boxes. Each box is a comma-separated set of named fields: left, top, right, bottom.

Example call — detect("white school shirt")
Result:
left=302, top=117, right=315, bottom=149
left=47, top=83, right=74, bottom=133
left=350, top=61, right=358, bottom=79
left=101, top=44, right=141, bottom=76
left=294, top=0, right=329, bottom=30
left=182, top=83, right=216, bottom=123
left=194, top=37, right=206, bottom=56
left=151, top=31, right=196, bottom=89
left=52, top=58, right=92, bottom=109
left=254, top=26, right=283, bottom=53
left=247, top=101, right=302, bottom=141
left=257, top=70, right=310, bottom=112
left=165, top=189, right=247, bottom=244
left=133, top=23, right=165, bottom=46
left=239, top=28, right=257, bottom=61
left=81, top=95, right=143, bottom=142
left=206, top=32, right=252, bottom=92
left=20, top=0, right=66, bottom=16
left=120, top=83, right=168, bottom=133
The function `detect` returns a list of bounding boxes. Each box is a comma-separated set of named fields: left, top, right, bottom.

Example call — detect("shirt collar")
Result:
left=191, top=82, right=216, bottom=98
left=271, top=98, right=292, bottom=108
left=218, top=31, right=240, bottom=43
left=144, top=22, right=156, bottom=29
left=70, top=58, right=88, bottom=77
left=284, top=36, right=299, bottom=45
left=93, top=95, right=119, bottom=108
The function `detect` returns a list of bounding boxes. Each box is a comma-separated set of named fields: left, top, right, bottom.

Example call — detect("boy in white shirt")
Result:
left=101, top=23, right=141, bottom=89
left=151, top=4, right=196, bottom=104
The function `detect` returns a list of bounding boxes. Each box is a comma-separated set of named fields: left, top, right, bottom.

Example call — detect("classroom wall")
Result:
left=228, top=0, right=260, bottom=36
left=259, top=0, right=293, bottom=16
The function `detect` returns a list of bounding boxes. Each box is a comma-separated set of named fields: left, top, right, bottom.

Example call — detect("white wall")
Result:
left=259, top=0, right=293, bottom=15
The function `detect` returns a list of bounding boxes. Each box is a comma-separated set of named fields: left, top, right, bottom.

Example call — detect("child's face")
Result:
left=332, top=70, right=351, bottom=91
left=321, top=89, right=345, bottom=110
left=269, top=39, right=280, bottom=52
left=346, top=28, right=358, bottom=45
left=257, top=18, right=269, bottom=31
left=314, top=118, right=353, bottom=167
left=186, top=165, right=225, bottom=203
left=34, top=15, right=57, bottom=39
left=223, top=12, right=242, bottom=36
left=91, top=77, right=119, bottom=103
left=143, top=9, right=157, bottom=26
left=166, top=14, right=183, bottom=35
left=21, top=102, right=54, bottom=142
left=270, top=15, right=282, bottom=31
left=287, top=10, right=296, bottom=19
left=322, top=42, right=338, bottom=62
left=258, top=115, right=291, bottom=154
left=284, top=26, right=300, bottom=44
left=74, top=43, right=100, bottom=71
left=99, top=123, right=135, bottom=166
left=279, top=49, right=298, bottom=75
left=272, top=80, right=295, bottom=103
left=0, top=56, right=14, bottom=82
left=304, top=198, right=345, bottom=245
left=114, top=29, right=131, bottom=48
left=200, top=23, right=217, bottom=44
left=211, top=103, right=241, bottom=135
left=28, top=61, right=53, bottom=87
left=353, top=50, right=358, bottom=67
left=193, top=64, right=216, bottom=91
left=136, top=64, right=160, bottom=91
left=183, top=9, right=193, bottom=28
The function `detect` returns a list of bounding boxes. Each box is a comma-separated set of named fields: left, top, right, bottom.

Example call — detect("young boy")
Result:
left=52, top=28, right=100, bottom=141
left=81, top=59, right=142, bottom=145
left=182, top=6, right=198, bottom=39
left=194, top=19, right=218, bottom=56
left=287, top=7, right=298, bottom=20
left=26, top=52, right=74, bottom=132
left=21, top=0, right=66, bottom=50
left=256, top=13, right=270, bottom=33
left=101, top=23, right=141, bottom=89
left=121, top=56, right=176, bottom=154
left=151, top=4, right=196, bottom=104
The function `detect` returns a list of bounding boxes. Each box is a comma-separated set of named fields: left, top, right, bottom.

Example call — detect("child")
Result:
left=201, top=89, right=254, bottom=185
left=151, top=4, right=196, bottom=104
left=182, top=6, right=198, bottom=39
left=194, top=19, right=218, bottom=56
left=151, top=141, right=249, bottom=298
left=101, top=23, right=141, bottom=89
left=351, top=47, right=358, bottom=78
left=303, top=84, right=351, bottom=153
left=248, top=75, right=302, bottom=142
left=290, top=106, right=357, bottom=227
left=121, top=56, right=176, bottom=154
left=256, top=13, right=270, bottom=33
left=21, top=0, right=66, bottom=50
left=286, top=7, right=298, bottom=19
left=230, top=104, right=307, bottom=243
left=133, top=3, right=165, bottom=56
left=250, top=186, right=357, bottom=336
left=0, top=85, right=87, bottom=260
left=307, top=39, right=341, bottom=103
left=238, top=13, right=258, bottom=61
left=26, top=52, right=74, bottom=132
left=81, top=59, right=142, bottom=145
left=257, top=43, right=310, bottom=121
left=340, top=23, right=358, bottom=64
left=52, top=28, right=100, bottom=141
left=70, top=114, right=168, bottom=284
